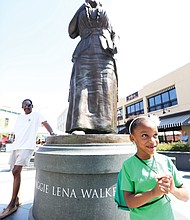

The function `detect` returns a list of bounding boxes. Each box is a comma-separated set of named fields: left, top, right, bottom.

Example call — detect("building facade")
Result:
left=57, top=108, right=68, bottom=133
left=0, top=107, right=21, bottom=146
left=117, top=63, right=190, bottom=142
left=0, top=107, right=21, bottom=134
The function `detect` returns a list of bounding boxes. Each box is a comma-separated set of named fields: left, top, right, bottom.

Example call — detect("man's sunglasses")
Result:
left=22, top=104, right=32, bottom=108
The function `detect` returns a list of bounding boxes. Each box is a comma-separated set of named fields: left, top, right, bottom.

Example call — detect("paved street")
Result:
left=0, top=152, right=190, bottom=220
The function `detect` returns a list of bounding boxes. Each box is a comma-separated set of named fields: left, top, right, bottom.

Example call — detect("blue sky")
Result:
left=1, top=0, right=190, bottom=129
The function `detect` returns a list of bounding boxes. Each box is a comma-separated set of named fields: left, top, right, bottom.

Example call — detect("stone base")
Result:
left=46, top=133, right=131, bottom=144
left=28, top=134, right=134, bottom=220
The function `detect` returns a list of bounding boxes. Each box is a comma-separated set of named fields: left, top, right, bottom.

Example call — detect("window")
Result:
left=126, top=100, right=144, bottom=117
left=169, top=89, right=178, bottom=105
left=147, top=87, right=178, bottom=112
left=4, top=118, right=9, bottom=128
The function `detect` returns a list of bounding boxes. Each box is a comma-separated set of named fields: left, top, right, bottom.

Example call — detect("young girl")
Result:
left=117, top=116, right=189, bottom=220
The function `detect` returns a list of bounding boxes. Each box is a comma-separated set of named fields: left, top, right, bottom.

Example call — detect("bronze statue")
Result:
left=66, top=0, right=119, bottom=134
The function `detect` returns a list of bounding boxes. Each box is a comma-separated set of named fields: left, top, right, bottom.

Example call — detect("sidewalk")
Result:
left=0, top=152, right=190, bottom=220
left=0, top=152, right=35, bottom=220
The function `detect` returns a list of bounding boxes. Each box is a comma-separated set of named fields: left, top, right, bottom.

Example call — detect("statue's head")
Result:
left=85, top=0, right=102, bottom=7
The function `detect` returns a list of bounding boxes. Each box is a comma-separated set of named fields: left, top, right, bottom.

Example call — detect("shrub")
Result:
left=157, top=142, right=190, bottom=152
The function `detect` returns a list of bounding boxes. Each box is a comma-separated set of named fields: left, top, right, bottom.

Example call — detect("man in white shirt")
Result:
left=0, top=99, right=55, bottom=219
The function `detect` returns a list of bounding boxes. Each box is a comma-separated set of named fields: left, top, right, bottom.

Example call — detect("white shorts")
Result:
left=9, top=149, right=34, bottom=169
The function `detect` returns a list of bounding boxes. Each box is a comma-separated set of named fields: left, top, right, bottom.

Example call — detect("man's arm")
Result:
left=42, top=121, right=55, bottom=135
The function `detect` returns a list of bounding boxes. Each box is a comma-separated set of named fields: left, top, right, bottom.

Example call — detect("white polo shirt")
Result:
left=10, top=112, right=46, bottom=150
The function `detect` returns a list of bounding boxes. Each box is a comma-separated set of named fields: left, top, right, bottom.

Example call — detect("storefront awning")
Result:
left=159, top=114, right=190, bottom=129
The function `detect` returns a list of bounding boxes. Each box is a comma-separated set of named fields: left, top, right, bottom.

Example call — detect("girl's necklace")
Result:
left=135, top=154, right=171, bottom=202
left=135, top=154, right=158, bottom=174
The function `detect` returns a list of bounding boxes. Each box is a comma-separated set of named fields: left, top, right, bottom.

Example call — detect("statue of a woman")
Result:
left=66, top=0, right=119, bottom=134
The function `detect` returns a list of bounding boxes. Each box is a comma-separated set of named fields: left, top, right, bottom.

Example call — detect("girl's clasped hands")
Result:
left=154, top=174, right=174, bottom=196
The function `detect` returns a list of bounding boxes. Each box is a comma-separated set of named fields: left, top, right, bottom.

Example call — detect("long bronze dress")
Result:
left=66, top=3, right=118, bottom=134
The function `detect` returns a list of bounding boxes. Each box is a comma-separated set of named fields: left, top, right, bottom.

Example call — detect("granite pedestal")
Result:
left=29, top=134, right=135, bottom=220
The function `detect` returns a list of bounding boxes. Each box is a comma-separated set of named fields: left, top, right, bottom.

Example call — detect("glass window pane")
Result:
left=172, top=100, right=178, bottom=105
left=162, top=92, right=169, bottom=102
left=155, top=95, right=161, bottom=104
left=169, top=89, right=177, bottom=100
left=135, top=103, right=139, bottom=111
left=127, top=106, right=131, bottom=114
left=140, top=101, right=144, bottom=110
left=164, top=103, right=169, bottom=108
left=131, top=105, right=135, bottom=113
left=149, top=106, right=155, bottom=112
left=148, top=97, right=155, bottom=107
left=155, top=105, right=162, bottom=110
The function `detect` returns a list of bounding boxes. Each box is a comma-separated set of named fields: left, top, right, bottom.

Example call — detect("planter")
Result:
left=158, top=151, right=190, bottom=171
